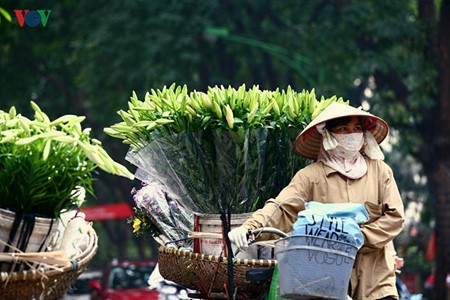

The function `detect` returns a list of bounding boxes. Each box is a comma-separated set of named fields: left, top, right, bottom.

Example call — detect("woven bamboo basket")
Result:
left=0, top=226, right=98, bottom=300
left=158, top=246, right=277, bottom=297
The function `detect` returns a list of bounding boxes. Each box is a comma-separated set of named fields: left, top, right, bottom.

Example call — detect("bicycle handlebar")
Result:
left=250, top=227, right=289, bottom=239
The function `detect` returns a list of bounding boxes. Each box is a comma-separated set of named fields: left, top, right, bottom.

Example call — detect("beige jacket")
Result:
left=242, top=158, right=405, bottom=300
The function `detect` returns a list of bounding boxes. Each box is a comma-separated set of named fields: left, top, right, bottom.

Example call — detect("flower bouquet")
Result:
left=105, top=84, right=346, bottom=243
left=129, top=181, right=193, bottom=247
left=0, top=101, right=133, bottom=274
left=0, top=102, right=133, bottom=218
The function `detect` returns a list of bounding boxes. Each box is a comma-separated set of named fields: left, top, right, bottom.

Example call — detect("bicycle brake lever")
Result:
left=247, top=229, right=256, bottom=245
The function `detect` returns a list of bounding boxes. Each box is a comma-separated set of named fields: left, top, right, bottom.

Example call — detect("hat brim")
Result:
left=294, top=102, right=389, bottom=159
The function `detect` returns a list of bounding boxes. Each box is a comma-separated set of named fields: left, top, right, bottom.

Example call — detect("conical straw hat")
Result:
left=294, top=102, right=389, bottom=159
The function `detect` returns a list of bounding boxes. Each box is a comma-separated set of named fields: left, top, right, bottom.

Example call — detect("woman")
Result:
left=228, top=102, right=405, bottom=300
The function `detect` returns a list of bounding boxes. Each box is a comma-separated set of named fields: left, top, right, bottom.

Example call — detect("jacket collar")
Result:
left=322, top=162, right=340, bottom=177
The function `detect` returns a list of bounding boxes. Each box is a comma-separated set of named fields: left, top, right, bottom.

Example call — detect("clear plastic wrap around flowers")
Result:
left=132, top=182, right=193, bottom=244
left=126, top=127, right=308, bottom=215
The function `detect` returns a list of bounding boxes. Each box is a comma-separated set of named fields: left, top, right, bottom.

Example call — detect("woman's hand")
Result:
left=228, top=227, right=250, bottom=250
left=394, top=256, right=404, bottom=272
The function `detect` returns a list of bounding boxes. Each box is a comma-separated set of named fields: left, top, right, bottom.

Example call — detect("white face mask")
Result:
left=317, top=125, right=368, bottom=179
left=330, top=132, right=364, bottom=160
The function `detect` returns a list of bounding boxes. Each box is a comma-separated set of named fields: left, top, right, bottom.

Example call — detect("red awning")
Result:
left=80, top=202, right=134, bottom=221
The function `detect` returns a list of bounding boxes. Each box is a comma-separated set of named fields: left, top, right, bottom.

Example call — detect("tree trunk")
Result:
left=430, top=0, right=450, bottom=298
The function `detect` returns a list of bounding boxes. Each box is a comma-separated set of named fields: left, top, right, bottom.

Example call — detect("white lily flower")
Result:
left=70, top=186, right=86, bottom=207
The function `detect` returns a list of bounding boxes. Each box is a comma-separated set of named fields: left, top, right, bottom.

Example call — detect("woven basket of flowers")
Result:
left=0, top=225, right=98, bottom=300
left=0, top=102, right=133, bottom=299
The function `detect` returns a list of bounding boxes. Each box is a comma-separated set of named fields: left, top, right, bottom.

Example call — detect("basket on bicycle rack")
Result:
left=158, top=246, right=277, bottom=297
left=275, top=234, right=357, bottom=300
left=158, top=227, right=289, bottom=298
